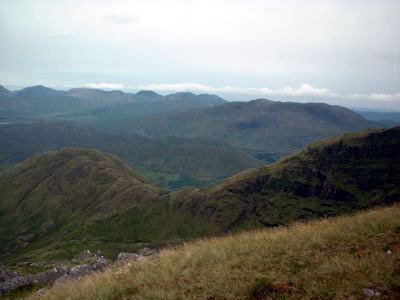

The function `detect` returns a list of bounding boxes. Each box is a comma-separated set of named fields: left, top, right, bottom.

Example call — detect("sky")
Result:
left=0, top=0, right=399, bottom=110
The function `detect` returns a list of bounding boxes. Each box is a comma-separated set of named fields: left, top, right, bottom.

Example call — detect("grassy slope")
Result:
left=33, top=205, right=400, bottom=299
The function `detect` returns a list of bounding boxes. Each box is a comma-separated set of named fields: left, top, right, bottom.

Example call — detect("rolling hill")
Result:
left=0, top=127, right=398, bottom=265
left=0, top=121, right=261, bottom=189
left=112, top=99, right=382, bottom=162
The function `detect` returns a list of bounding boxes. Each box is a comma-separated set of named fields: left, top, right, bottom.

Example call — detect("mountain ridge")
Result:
left=0, top=85, right=227, bottom=121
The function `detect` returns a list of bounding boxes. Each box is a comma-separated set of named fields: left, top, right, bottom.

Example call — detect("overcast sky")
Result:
left=0, top=0, right=399, bottom=110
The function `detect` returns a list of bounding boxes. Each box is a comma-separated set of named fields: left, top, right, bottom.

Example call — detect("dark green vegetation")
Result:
left=0, top=121, right=261, bottom=189
left=114, top=99, right=381, bottom=161
left=0, top=127, right=399, bottom=266
left=173, top=126, right=400, bottom=231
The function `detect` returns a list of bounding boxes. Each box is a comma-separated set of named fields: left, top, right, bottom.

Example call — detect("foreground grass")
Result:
left=31, top=205, right=400, bottom=299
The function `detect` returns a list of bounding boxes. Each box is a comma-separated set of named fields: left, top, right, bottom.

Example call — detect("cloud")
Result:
left=48, top=33, right=74, bottom=39
left=138, top=83, right=333, bottom=97
left=83, top=83, right=124, bottom=90
left=138, top=83, right=400, bottom=104
left=103, top=13, right=139, bottom=25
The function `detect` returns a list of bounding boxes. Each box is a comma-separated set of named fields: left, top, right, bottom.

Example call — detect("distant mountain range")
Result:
left=0, top=127, right=398, bottom=263
left=0, top=85, right=226, bottom=121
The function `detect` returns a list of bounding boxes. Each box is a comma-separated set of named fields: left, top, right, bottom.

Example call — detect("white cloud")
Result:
left=48, top=33, right=73, bottom=39
left=103, top=13, right=139, bottom=25
left=83, top=83, right=124, bottom=90
left=138, top=83, right=400, bottom=104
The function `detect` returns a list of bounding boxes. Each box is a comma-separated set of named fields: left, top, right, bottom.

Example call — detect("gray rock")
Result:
left=137, top=247, right=157, bottom=257
left=117, top=252, right=141, bottom=262
left=362, top=288, right=381, bottom=297
left=0, top=268, right=67, bottom=294
left=17, top=233, right=34, bottom=243
left=57, top=258, right=109, bottom=283
left=15, top=261, right=30, bottom=267
left=29, top=263, right=40, bottom=267
left=0, top=258, right=109, bottom=295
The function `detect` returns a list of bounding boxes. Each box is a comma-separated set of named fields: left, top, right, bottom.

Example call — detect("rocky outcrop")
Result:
left=117, top=247, right=159, bottom=264
left=0, top=254, right=109, bottom=295
left=0, top=247, right=161, bottom=295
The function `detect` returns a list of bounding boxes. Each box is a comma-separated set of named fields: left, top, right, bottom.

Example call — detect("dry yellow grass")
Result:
left=31, top=205, right=400, bottom=299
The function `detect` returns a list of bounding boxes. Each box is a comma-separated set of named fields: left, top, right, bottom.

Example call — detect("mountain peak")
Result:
left=15, top=85, right=62, bottom=97
left=135, top=90, right=161, bottom=97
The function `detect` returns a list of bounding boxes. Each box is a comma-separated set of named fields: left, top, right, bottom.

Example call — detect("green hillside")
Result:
left=171, top=126, right=400, bottom=232
left=0, top=148, right=165, bottom=263
left=0, top=127, right=398, bottom=266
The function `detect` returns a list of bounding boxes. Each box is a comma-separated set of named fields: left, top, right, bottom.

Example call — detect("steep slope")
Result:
left=0, top=121, right=261, bottom=189
left=172, top=126, right=400, bottom=232
left=120, top=99, right=382, bottom=162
